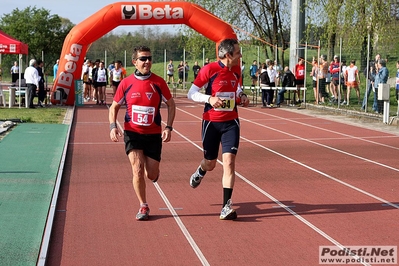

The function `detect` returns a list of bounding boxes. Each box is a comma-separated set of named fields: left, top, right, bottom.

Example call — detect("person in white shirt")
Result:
left=25, top=59, right=41, bottom=108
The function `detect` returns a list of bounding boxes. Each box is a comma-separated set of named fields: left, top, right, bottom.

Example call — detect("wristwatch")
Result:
left=165, top=125, right=173, bottom=131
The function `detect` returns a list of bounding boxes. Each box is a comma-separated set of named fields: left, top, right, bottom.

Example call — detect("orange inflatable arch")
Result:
left=51, top=1, right=237, bottom=105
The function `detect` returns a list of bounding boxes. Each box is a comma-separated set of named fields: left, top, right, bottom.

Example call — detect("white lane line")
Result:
left=241, top=117, right=399, bottom=173
left=153, top=182, right=210, bottom=266
left=241, top=135, right=399, bottom=210
left=245, top=108, right=399, bottom=150
left=107, top=105, right=209, bottom=265
left=174, top=107, right=371, bottom=265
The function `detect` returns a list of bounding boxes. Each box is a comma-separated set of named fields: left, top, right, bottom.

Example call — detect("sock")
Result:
left=141, top=203, right=148, bottom=208
left=198, top=166, right=206, bottom=176
left=223, top=188, right=233, bottom=206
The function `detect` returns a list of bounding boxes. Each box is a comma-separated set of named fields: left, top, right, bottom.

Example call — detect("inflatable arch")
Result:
left=51, top=1, right=237, bottom=105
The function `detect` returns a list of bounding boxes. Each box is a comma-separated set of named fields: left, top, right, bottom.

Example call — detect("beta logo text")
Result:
left=122, top=5, right=184, bottom=20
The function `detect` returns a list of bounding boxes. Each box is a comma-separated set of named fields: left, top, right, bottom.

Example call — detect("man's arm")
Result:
left=162, top=97, right=176, bottom=142
left=109, top=101, right=122, bottom=142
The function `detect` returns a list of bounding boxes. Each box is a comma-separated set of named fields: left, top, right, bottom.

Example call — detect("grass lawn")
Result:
left=0, top=106, right=68, bottom=124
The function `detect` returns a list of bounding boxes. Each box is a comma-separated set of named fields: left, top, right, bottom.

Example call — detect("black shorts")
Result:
left=332, top=78, right=339, bottom=86
left=202, top=119, right=240, bottom=160
left=124, top=131, right=162, bottom=162
left=96, top=82, right=107, bottom=87
left=112, top=81, right=120, bottom=88
left=296, top=79, right=304, bottom=85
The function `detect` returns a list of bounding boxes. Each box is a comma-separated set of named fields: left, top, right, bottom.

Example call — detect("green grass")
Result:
left=0, top=107, right=67, bottom=123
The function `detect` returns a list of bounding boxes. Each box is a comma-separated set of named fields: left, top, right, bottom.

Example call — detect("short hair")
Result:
left=29, top=59, right=36, bottom=66
left=132, top=46, right=151, bottom=60
left=217, top=39, right=238, bottom=59
left=36, top=59, right=43, bottom=65
left=379, top=59, right=386, bottom=66
left=321, top=55, right=327, bottom=61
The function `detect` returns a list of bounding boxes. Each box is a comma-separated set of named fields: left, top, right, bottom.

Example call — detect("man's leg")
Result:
left=128, top=150, right=149, bottom=205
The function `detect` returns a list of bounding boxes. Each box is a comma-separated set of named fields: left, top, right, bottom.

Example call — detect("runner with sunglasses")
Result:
left=109, top=46, right=176, bottom=221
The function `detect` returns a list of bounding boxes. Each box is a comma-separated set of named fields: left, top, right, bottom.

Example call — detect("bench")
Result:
left=243, top=86, right=307, bottom=106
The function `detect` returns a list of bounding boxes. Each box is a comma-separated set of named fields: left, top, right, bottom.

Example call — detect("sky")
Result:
left=1, top=0, right=179, bottom=33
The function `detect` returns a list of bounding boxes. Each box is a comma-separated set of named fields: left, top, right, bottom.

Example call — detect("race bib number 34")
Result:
left=132, top=105, right=155, bottom=126
left=214, top=92, right=235, bottom=111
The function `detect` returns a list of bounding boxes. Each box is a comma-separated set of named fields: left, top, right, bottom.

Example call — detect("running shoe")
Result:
left=220, top=199, right=237, bottom=220
left=136, top=205, right=150, bottom=221
left=189, top=167, right=204, bottom=188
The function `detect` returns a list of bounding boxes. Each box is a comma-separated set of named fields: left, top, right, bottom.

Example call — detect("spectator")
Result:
left=372, top=59, right=389, bottom=114
left=361, top=54, right=380, bottom=111
left=24, top=59, right=40, bottom=109
left=310, top=58, right=319, bottom=103
left=340, top=59, right=348, bottom=104
left=266, top=60, right=277, bottom=107
left=82, top=59, right=91, bottom=102
left=277, top=66, right=296, bottom=107
left=329, top=55, right=340, bottom=103
left=192, top=61, right=201, bottom=81
left=396, top=60, right=399, bottom=102
left=184, top=61, right=189, bottom=82
left=91, top=59, right=100, bottom=102
left=241, top=61, right=245, bottom=85
left=94, top=61, right=108, bottom=105
left=259, top=63, right=270, bottom=107
left=166, top=59, right=175, bottom=84
left=53, top=59, right=59, bottom=81
left=344, top=60, right=361, bottom=106
left=177, top=61, right=184, bottom=84
left=10, top=61, right=19, bottom=74
left=249, top=60, right=258, bottom=87
left=36, top=59, right=45, bottom=107
left=110, top=60, right=125, bottom=96
left=293, top=57, right=305, bottom=103
left=318, top=55, right=329, bottom=104
left=204, top=58, right=209, bottom=66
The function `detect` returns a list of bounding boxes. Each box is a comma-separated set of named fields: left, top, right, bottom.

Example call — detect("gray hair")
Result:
left=379, top=59, right=386, bottom=67
left=218, top=39, right=238, bottom=59
left=29, top=59, right=37, bottom=66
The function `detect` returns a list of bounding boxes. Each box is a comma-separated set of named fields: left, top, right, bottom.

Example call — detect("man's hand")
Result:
left=240, top=94, right=250, bottom=107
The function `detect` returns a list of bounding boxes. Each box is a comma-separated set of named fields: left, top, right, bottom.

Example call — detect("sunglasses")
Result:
left=136, top=56, right=152, bottom=62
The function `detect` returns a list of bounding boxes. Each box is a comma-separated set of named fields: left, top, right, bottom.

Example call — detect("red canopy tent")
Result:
left=0, top=30, right=29, bottom=107
left=0, top=30, right=29, bottom=54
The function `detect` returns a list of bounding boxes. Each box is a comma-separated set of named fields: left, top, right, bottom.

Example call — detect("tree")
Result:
left=306, top=0, right=397, bottom=68
left=0, top=6, right=74, bottom=74
left=183, top=0, right=291, bottom=67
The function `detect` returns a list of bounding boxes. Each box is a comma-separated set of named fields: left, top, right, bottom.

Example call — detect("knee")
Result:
left=203, top=159, right=216, bottom=171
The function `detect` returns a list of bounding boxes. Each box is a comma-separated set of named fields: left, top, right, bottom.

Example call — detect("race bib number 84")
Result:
left=132, top=105, right=155, bottom=126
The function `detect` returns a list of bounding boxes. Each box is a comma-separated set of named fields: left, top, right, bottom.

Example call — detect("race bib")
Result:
left=113, top=71, right=121, bottom=81
left=131, top=105, right=155, bottom=126
left=214, top=92, right=235, bottom=111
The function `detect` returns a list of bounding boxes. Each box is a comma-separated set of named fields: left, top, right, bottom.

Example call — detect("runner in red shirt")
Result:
left=187, top=38, right=249, bottom=220
left=109, top=46, right=176, bottom=221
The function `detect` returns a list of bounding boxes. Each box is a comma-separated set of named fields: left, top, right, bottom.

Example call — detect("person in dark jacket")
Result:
left=276, top=66, right=296, bottom=107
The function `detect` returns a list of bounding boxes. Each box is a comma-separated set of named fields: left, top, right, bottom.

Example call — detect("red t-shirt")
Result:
left=193, top=61, right=241, bottom=122
left=295, top=63, right=305, bottom=80
left=113, top=72, right=172, bottom=134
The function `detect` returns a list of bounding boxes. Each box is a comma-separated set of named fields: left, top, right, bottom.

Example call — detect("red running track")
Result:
left=47, top=93, right=399, bottom=266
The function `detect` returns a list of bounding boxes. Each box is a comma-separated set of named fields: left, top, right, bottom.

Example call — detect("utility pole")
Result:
left=289, top=0, right=305, bottom=71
